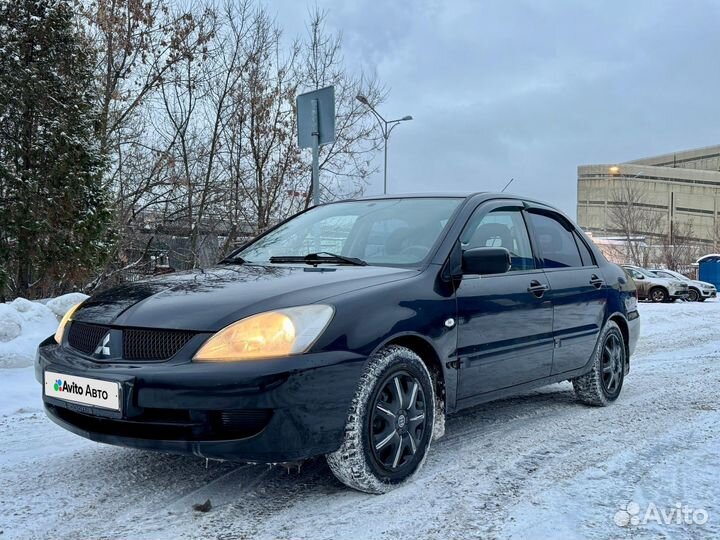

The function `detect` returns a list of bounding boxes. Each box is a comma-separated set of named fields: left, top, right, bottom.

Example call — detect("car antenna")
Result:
left=500, top=177, right=514, bottom=192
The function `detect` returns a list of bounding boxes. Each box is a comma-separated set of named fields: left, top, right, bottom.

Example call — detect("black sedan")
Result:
left=37, top=193, right=640, bottom=493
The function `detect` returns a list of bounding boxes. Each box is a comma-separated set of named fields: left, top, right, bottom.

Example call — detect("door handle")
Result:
left=527, top=280, right=550, bottom=298
left=590, top=274, right=605, bottom=289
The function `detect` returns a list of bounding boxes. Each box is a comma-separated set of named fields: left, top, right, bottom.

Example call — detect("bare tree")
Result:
left=78, top=0, right=216, bottom=282
left=72, top=0, right=388, bottom=286
left=156, top=1, right=255, bottom=266
left=659, top=218, right=703, bottom=272
left=79, top=0, right=214, bottom=153
left=607, top=179, right=664, bottom=266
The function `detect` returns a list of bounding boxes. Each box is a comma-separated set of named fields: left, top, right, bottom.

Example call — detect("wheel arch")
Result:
left=608, top=312, right=630, bottom=368
left=379, top=333, right=446, bottom=412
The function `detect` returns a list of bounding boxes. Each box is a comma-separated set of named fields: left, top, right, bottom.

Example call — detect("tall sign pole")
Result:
left=311, top=99, right=320, bottom=206
left=297, top=86, right=335, bottom=206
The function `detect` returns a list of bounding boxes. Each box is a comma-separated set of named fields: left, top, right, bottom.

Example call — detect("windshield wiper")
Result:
left=270, top=252, right=367, bottom=266
left=218, top=256, right=246, bottom=265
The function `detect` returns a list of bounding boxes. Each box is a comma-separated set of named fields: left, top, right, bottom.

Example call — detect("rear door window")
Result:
left=527, top=212, right=582, bottom=268
left=573, top=231, right=596, bottom=266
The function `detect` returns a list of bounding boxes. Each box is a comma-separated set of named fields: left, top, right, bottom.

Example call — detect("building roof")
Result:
left=625, top=144, right=720, bottom=168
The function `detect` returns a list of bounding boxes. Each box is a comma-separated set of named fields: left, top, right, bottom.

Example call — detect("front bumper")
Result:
left=627, top=311, right=640, bottom=358
left=669, top=288, right=689, bottom=299
left=36, top=337, right=366, bottom=462
left=701, top=289, right=717, bottom=298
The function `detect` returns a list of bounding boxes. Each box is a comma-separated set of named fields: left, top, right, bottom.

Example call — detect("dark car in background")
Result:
left=37, top=193, right=639, bottom=493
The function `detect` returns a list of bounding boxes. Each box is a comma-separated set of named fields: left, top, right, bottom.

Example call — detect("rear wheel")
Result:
left=649, top=287, right=667, bottom=303
left=572, top=321, right=626, bottom=406
left=326, top=345, right=435, bottom=494
left=688, top=288, right=700, bottom=302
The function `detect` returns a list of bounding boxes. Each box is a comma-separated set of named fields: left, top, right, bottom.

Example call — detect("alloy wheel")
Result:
left=370, top=371, right=428, bottom=471
left=651, top=289, right=666, bottom=302
left=600, top=333, right=624, bottom=395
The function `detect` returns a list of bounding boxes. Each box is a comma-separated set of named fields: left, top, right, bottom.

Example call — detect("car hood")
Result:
left=73, top=264, right=417, bottom=331
left=654, top=278, right=684, bottom=287
left=691, top=279, right=716, bottom=288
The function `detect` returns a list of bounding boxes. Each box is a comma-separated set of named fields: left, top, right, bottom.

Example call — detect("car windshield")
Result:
left=666, top=271, right=689, bottom=281
left=236, top=198, right=464, bottom=266
left=632, top=267, right=656, bottom=278
left=650, top=269, right=688, bottom=281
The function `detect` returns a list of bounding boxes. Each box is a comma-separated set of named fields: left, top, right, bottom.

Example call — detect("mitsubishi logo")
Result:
left=94, top=333, right=111, bottom=357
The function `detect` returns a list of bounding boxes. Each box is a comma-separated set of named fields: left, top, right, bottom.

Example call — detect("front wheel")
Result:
left=326, top=345, right=435, bottom=494
left=649, top=287, right=667, bottom=303
left=688, top=289, right=700, bottom=302
left=572, top=321, right=626, bottom=406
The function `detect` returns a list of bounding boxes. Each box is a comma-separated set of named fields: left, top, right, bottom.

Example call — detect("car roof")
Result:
left=353, top=192, right=551, bottom=206
left=355, top=192, right=477, bottom=200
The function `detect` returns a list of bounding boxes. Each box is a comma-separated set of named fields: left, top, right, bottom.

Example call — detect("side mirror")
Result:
left=635, top=274, right=645, bottom=280
left=462, top=247, right=511, bottom=275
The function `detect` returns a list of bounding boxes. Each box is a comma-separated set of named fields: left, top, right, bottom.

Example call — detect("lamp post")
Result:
left=356, top=95, right=412, bottom=194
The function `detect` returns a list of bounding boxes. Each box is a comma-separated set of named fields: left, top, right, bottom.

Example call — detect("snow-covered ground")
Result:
left=1, top=300, right=718, bottom=539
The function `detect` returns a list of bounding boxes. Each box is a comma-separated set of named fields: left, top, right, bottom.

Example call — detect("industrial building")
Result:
left=577, top=144, right=720, bottom=253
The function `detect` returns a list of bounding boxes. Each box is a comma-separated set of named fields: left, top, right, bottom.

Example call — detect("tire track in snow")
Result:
left=2, top=303, right=720, bottom=540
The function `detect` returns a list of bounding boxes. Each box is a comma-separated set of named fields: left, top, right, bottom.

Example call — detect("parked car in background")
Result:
left=648, top=268, right=717, bottom=302
left=621, top=265, right=689, bottom=302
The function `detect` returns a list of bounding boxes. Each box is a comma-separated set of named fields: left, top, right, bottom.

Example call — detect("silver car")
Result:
left=621, top=265, right=689, bottom=302
left=649, top=268, right=717, bottom=302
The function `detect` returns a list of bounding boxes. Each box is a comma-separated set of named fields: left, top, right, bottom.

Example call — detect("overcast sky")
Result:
left=273, top=0, right=720, bottom=217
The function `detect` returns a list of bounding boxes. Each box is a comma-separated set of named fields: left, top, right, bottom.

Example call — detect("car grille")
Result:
left=67, top=322, right=195, bottom=361
left=48, top=404, right=272, bottom=441
left=67, top=322, right=109, bottom=355
left=122, top=328, right=195, bottom=361
left=213, top=410, right=273, bottom=437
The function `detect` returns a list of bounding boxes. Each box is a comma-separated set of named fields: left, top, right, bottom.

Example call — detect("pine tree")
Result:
left=0, top=0, right=112, bottom=300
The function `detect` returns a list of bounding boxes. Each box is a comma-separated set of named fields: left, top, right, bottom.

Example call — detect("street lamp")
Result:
left=608, top=166, right=644, bottom=179
left=356, top=94, right=413, bottom=194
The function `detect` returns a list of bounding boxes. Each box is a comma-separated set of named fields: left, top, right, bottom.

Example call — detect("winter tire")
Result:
left=649, top=287, right=667, bottom=303
left=326, top=345, right=435, bottom=494
left=688, top=289, right=699, bottom=302
left=572, top=320, right=626, bottom=406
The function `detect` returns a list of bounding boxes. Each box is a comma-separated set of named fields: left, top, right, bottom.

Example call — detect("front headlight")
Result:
left=193, top=305, right=334, bottom=362
left=54, top=302, right=83, bottom=344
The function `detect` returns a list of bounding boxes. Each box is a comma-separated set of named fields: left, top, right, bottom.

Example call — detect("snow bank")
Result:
left=0, top=293, right=86, bottom=368
left=46, top=292, right=89, bottom=319
left=0, top=304, right=23, bottom=342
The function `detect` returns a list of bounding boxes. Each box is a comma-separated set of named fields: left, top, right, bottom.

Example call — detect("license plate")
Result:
left=44, top=371, right=121, bottom=411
